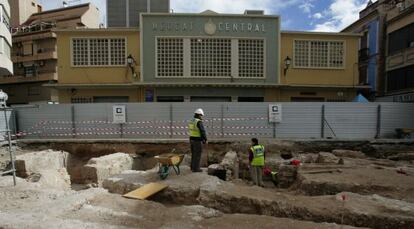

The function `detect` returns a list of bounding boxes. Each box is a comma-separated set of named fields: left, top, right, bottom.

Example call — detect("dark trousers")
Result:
left=190, top=140, right=202, bottom=172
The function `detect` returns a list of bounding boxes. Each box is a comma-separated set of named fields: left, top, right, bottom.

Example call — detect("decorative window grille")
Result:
left=294, top=40, right=344, bottom=68
left=110, top=39, right=126, bottom=65
left=72, top=39, right=89, bottom=66
left=156, top=38, right=184, bottom=77
left=190, top=38, right=231, bottom=77
left=72, top=38, right=126, bottom=66
left=329, top=41, right=345, bottom=68
left=155, top=37, right=266, bottom=78
left=90, top=39, right=109, bottom=66
left=239, top=39, right=264, bottom=78
left=71, top=97, right=93, bottom=103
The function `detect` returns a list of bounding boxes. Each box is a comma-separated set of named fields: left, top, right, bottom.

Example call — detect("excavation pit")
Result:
left=1, top=139, right=414, bottom=228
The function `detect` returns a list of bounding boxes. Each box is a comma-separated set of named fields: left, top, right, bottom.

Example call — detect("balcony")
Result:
left=387, top=46, right=414, bottom=70
left=12, top=50, right=57, bottom=63
left=386, top=1, right=414, bottom=22
left=0, top=72, right=58, bottom=84
left=359, top=48, right=370, bottom=62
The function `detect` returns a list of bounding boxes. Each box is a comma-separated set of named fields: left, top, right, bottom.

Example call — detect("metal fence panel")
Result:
left=0, top=109, right=16, bottom=141
left=324, top=103, right=378, bottom=139
left=15, top=104, right=72, bottom=139
left=275, top=103, right=322, bottom=139
left=124, top=103, right=171, bottom=139
left=13, top=102, right=414, bottom=140
left=380, top=103, right=414, bottom=138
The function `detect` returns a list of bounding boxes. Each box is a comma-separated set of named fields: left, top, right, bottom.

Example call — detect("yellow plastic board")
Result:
left=123, top=182, right=169, bottom=200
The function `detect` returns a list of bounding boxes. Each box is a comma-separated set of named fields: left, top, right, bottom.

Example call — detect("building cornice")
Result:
left=53, top=28, right=140, bottom=32
left=141, top=12, right=280, bottom=20
left=282, top=31, right=362, bottom=37
left=43, top=82, right=369, bottom=90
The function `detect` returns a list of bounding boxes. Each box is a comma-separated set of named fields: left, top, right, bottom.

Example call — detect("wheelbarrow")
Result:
left=154, top=153, right=185, bottom=180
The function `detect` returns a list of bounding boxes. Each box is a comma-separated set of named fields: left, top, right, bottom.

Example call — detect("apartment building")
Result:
left=0, top=0, right=12, bottom=76
left=0, top=3, right=100, bottom=104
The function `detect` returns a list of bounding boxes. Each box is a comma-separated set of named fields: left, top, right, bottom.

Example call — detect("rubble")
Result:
left=332, top=149, right=365, bottom=159
left=316, top=152, right=340, bottom=164
left=82, top=153, right=133, bottom=186
left=220, top=151, right=239, bottom=180
left=207, top=151, right=239, bottom=181
left=14, top=149, right=69, bottom=177
left=277, top=164, right=298, bottom=188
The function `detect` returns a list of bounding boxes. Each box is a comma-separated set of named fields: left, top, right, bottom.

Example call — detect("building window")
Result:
left=239, top=39, right=264, bottom=78
left=24, top=66, right=37, bottom=77
left=294, top=40, right=344, bottom=68
left=291, top=97, right=325, bottom=102
left=90, top=39, right=109, bottom=65
left=157, top=96, right=184, bottom=102
left=72, top=39, right=88, bottom=66
left=28, top=86, right=40, bottom=96
left=238, top=97, right=264, bottom=102
left=387, top=65, right=414, bottom=92
left=327, top=99, right=346, bottom=102
left=71, top=97, right=93, bottom=103
left=110, top=38, right=126, bottom=65
left=156, top=38, right=184, bottom=77
left=155, top=37, right=265, bottom=78
left=190, top=38, right=231, bottom=77
left=1, top=4, right=10, bottom=31
left=72, top=38, right=126, bottom=67
left=388, top=23, right=414, bottom=55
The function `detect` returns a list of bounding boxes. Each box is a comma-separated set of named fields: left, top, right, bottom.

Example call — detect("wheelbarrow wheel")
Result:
left=159, top=165, right=169, bottom=180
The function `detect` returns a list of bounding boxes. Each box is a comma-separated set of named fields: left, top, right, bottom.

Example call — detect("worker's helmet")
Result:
left=194, top=108, right=204, bottom=116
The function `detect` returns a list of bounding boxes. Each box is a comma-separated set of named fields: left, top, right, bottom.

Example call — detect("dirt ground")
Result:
left=0, top=177, right=362, bottom=229
left=296, top=158, right=414, bottom=201
left=1, top=142, right=414, bottom=229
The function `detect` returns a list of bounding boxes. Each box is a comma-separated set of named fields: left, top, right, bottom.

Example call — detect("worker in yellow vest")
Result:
left=188, top=108, right=207, bottom=172
left=249, top=138, right=265, bottom=187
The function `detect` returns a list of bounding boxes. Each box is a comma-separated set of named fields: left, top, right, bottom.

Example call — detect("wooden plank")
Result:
left=123, top=183, right=169, bottom=200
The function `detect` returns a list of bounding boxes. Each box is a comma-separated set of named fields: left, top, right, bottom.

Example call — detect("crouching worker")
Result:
left=249, top=138, right=265, bottom=187
left=263, top=167, right=278, bottom=186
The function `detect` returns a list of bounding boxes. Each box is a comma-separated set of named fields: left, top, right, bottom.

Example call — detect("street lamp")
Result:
left=127, top=55, right=137, bottom=78
left=284, top=56, right=292, bottom=76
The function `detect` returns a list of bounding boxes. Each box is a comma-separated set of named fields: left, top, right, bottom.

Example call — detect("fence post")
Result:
left=169, top=104, right=173, bottom=138
left=321, top=104, right=325, bottom=139
left=375, top=104, right=381, bottom=139
left=221, top=104, right=224, bottom=138
left=71, top=105, right=76, bottom=138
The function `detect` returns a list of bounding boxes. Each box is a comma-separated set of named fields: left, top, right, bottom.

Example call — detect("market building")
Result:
left=48, top=10, right=365, bottom=103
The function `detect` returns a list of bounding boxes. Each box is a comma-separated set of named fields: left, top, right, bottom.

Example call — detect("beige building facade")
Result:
left=9, top=0, right=42, bottom=29
left=48, top=12, right=364, bottom=103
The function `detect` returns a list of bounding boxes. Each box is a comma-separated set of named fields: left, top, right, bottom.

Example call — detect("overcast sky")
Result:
left=37, top=0, right=374, bottom=32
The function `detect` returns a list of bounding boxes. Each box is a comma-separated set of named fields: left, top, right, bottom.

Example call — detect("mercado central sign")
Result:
left=152, top=20, right=267, bottom=34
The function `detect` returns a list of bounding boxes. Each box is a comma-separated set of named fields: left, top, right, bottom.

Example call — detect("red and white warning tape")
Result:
left=17, top=116, right=271, bottom=138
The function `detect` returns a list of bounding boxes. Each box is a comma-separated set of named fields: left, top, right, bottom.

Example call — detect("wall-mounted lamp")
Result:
left=127, top=54, right=138, bottom=78
left=70, top=88, right=77, bottom=95
left=284, top=56, right=291, bottom=76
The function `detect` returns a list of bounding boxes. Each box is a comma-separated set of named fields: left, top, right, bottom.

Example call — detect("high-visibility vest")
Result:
left=188, top=118, right=201, bottom=137
left=250, top=145, right=265, bottom=166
